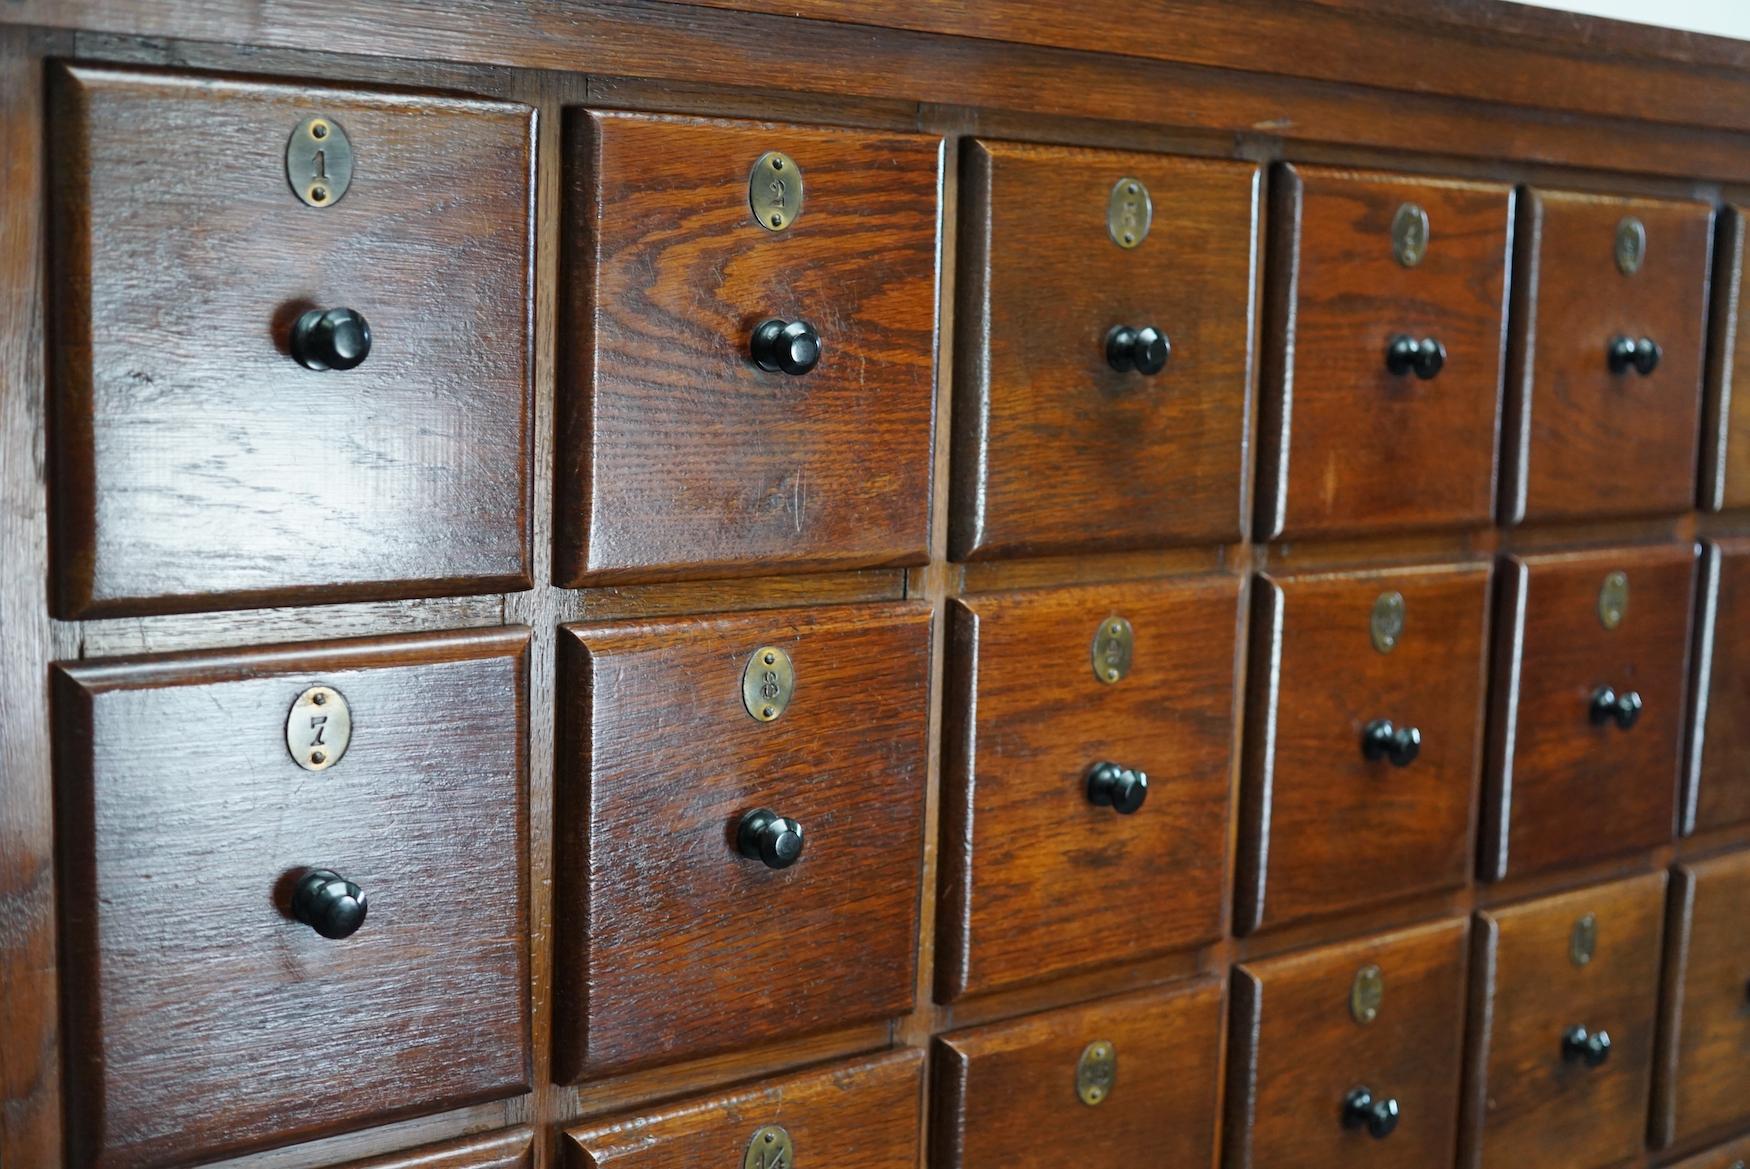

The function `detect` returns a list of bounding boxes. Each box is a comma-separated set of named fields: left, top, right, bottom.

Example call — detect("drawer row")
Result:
left=51, top=539, right=1750, bottom=1167
left=46, top=64, right=1750, bottom=617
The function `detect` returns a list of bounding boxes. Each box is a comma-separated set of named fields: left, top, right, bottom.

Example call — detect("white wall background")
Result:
left=1512, top=0, right=1750, bottom=40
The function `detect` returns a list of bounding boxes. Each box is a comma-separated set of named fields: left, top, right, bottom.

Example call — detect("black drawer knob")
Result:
left=1386, top=334, right=1446, bottom=380
left=291, top=868, right=367, bottom=939
left=291, top=307, right=372, bottom=371
left=1607, top=335, right=1661, bottom=375
left=1105, top=325, right=1171, bottom=375
left=1343, top=1087, right=1400, bottom=1139
left=751, top=318, right=821, bottom=375
left=1590, top=686, right=1643, bottom=730
left=1563, top=1025, right=1612, bottom=1068
left=1086, top=761, right=1149, bottom=814
left=1362, top=719, right=1422, bottom=767
left=736, top=808, right=805, bottom=870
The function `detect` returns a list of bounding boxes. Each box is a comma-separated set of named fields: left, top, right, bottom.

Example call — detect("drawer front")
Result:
left=336, top=1130, right=533, bottom=1169
left=1668, top=1134, right=1750, bottom=1169
left=1260, top=165, right=1512, bottom=538
left=1484, top=544, right=1696, bottom=880
left=558, top=111, right=940, bottom=585
left=1689, top=539, right=1750, bottom=833
left=48, top=65, right=534, bottom=618
left=933, top=978, right=1223, bottom=1169
left=1240, top=563, right=1491, bottom=932
left=53, top=629, right=532, bottom=1169
left=1465, top=872, right=1667, bottom=1169
left=938, top=577, right=1241, bottom=1000
left=1505, top=188, right=1713, bottom=523
left=561, top=1049, right=923, bottom=1169
left=951, top=140, right=1259, bottom=560
left=1229, top=918, right=1470, bottom=1169
left=1657, top=850, right=1750, bottom=1146
left=1702, top=206, right=1749, bottom=510
left=557, top=603, right=931, bottom=1078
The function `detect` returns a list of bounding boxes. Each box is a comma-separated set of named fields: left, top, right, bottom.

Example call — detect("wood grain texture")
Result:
left=1689, top=539, right=1750, bottom=835
left=951, top=140, right=1258, bottom=560
left=1666, top=1132, right=1750, bottom=1169
left=1502, top=189, right=1713, bottom=525
left=932, top=978, right=1223, bottom=1169
left=1654, top=849, right=1750, bottom=1149
left=556, top=110, right=939, bottom=585
left=1239, top=562, right=1491, bottom=933
left=1483, top=544, right=1696, bottom=881
left=560, top=1049, right=923, bottom=1169
left=336, top=1128, right=534, bottom=1169
left=556, top=603, right=931, bottom=1079
left=1462, top=871, right=1667, bottom=1169
left=1227, top=917, right=1471, bottom=1169
left=1700, top=206, right=1745, bottom=512
left=1258, top=165, right=1511, bottom=539
left=53, top=628, right=532, bottom=1169
left=937, top=577, right=1241, bottom=1001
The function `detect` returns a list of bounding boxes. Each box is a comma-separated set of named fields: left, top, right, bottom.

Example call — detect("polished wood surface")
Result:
left=338, top=1129, right=534, bottom=1169
left=1655, top=851, right=1750, bottom=1148
left=53, top=628, right=532, bottom=1169
left=1701, top=207, right=1747, bottom=511
left=1687, top=538, right=1750, bottom=833
left=48, top=65, right=535, bottom=617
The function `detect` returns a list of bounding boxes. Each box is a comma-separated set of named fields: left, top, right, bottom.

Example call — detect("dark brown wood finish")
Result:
left=1687, top=539, right=1750, bottom=834
left=932, top=978, right=1224, bottom=1169
left=53, top=628, right=533, bottom=1169
left=557, top=110, right=939, bottom=585
left=1666, top=1132, right=1750, bottom=1169
left=1259, top=165, right=1511, bottom=539
left=556, top=602, right=931, bottom=1079
left=938, top=577, right=1241, bottom=1000
left=951, top=140, right=1258, bottom=560
left=1463, top=871, right=1667, bottom=1169
left=1654, top=849, right=1750, bottom=1149
left=1700, top=207, right=1746, bottom=511
left=1240, top=562, right=1491, bottom=933
left=1484, top=544, right=1698, bottom=881
left=336, top=1129, right=535, bottom=1169
left=1502, top=189, right=1713, bottom=525
left=560, top=1049, right=923, bottom=1169
left=47, top=65, right=535, bottom=617
left=1227, top=917, right=1471, bottom=1169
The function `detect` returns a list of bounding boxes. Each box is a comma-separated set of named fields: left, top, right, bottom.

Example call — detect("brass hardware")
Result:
left=287, top=685, right=351, bottom=772
left=1391, top=202, right=1429, bottom=267
left=1091, top=616, right=1134, bottom=684
left=1107, top=177, right=1152, bottom=249
left=1615, top=216, right=1647, bottom=275
left=1571, top=913, right=1598, bottom=967
left=743, top=1125, right=793, bottom=1169
left=1076, top=1040, right=1117, bottom=1105
left=1370, top=591, right=1405, bottom=654
left=286, top=115, right=353, bottom=208
left=742, top=646, right=795, bottom=722
left=1350, top=963, right=1385, bottom=1024
left=1598, top=571, right=1629, bottom=630
left=750, top=151, right=802, bottom=232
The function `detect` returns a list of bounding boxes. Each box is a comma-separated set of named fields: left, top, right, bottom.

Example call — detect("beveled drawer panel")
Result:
left=933, top=978, right=1223, bottom=1169
left=48, top=65, right=534, bottom=618
left=561, top=1049, right=923, bottom=1169
left=951, top=139, right=1259, bottom=560
left=1655, top=849, right=1750, bottom=1147
left=938, top=577, right=1241, bottom=1001
left=1259, top=165, right=1512, bottom=538
left=1228, top=918, right=1470, bottom=1169
left=53, top=629, right=532, bottom=1169
left=1240, top=563, right=1490, bottom=933
left=1463, top=872, right=1666, bottom=1169
left=1484, top=544, right=1696, bottom=880
left=557, top=110, right=940, bottom=586
left=556, top=603, right=931, bottom=1078
left=1503, top=188, right=1713, bottom=524
left=334, top=1130, right=533, bottom=1169
left=1687, top=539, right=1750, bottom=833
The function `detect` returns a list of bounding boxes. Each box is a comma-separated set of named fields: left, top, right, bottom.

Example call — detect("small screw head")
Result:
left=311, top=121, right=328, bottom=139
left=309, top=750, right=326, bottom=765
left=310, top=186, right=328, bottom=203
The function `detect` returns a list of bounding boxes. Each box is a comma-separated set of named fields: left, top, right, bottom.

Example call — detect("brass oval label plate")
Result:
left=1076, top=1039, right=1117, bottom=1105
left=1615, top=216, right=1647, bottom=275
left=1571, top=912, right=1598, bottom=967
left=286, top=115, right=353, bottom=208
left=1370, top=591, right=1406, bottom=654
left=1091, top=616, right=1134, bottom=684
left=1350, top=963, right=1384, bottom=1024
left=1392, top=202, right=1429, bottom=267
left=743, top=1125, right=793, bottom=1169
left=750, top=151, right=802, bottom=232
left=287, top=685, right=350, bottom=771
left=1598, top=571, right=1629, bottom=630
left=1107, top=177, right=1152, bottom=249
left=742, top=646, right=795, bottom=722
